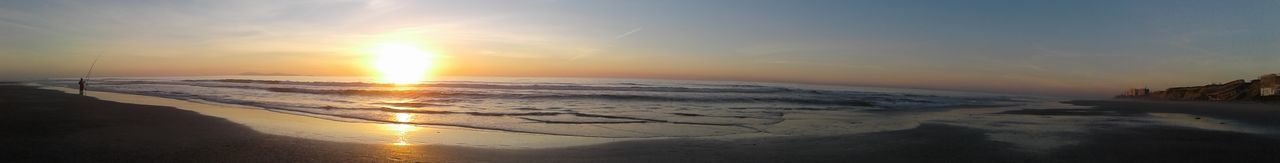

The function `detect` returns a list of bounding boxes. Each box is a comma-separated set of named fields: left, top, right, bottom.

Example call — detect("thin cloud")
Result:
left=612, top=26, right=643, bottom=40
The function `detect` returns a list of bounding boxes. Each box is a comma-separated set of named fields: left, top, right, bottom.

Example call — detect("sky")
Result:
left=1, top=0, right=1278, bottom=97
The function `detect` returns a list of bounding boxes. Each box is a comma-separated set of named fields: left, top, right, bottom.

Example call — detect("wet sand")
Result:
left=1007, top=100, right=1280, bottom=162
left=1061, top=100, right=1280, bottom=126
left=4, top=84, right=1280, bottom=162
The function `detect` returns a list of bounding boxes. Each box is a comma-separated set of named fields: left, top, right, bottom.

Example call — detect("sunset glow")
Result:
left=6, top=1, right=1280, bottom=162
left=370, top=42, right=436, bottom=84
left=3, top=1, right=1276, bottom=97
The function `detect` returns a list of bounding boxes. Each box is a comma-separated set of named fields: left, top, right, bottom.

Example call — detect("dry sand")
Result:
left=4, top=84, right=1280, bottom=162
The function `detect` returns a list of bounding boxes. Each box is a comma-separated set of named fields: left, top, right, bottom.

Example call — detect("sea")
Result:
left=43, top=76, right=1044, bottom=138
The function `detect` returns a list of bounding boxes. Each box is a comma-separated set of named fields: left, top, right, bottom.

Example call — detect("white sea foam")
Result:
left=44, top=76, right=1032, bottom=138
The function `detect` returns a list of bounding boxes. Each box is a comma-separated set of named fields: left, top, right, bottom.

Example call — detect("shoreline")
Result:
left=31, top=82, right=1018, bottom=141
left=36, top=85, right=624, bottom=149
left=5, top=84, right=1280, bottom=162
left=0, top=85, right=403, bottom=162
left=1063, top=100, right=1280, bottom=128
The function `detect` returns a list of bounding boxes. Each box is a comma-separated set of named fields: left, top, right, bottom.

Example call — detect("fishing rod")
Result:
left=84, top=54, right=103, bottom=78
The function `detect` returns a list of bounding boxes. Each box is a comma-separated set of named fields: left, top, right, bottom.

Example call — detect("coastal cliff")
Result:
left=1120, top=74, right=1280, bottom=102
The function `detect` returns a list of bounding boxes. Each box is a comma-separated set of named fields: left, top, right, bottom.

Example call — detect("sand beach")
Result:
left=4, top=84, right=1280, bottom=162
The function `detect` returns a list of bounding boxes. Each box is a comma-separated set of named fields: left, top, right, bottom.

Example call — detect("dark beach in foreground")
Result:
left=3, top=84, right=1280, bottom=162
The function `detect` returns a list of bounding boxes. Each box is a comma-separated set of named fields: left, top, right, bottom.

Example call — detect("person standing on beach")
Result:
left=78, top=78, right=85, bottom=95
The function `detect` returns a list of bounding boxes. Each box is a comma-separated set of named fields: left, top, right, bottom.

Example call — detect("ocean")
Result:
left=43, top=76, right=1039, bottom=138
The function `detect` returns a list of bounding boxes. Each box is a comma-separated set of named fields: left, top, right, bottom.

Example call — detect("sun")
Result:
left=370, top=42, right=437, bottom=84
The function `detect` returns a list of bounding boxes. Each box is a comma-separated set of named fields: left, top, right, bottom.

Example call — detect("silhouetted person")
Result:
left=78, top=78, right=85, bottom=95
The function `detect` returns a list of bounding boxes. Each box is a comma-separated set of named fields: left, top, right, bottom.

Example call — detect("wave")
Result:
left=84, top=80, right=887, bottom=107
left=54, top=79, right=1019, bottom=109
left=39, top=77, right=1029, bottom=138
left=261, top=87, right=879, bottom=107
left=185, top=79, right=795, bottom=93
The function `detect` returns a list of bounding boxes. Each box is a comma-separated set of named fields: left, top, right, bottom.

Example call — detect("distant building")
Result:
left=1122, top=88, right=1150, bottom=97
left=1262, top=74, right=1279, bottom=96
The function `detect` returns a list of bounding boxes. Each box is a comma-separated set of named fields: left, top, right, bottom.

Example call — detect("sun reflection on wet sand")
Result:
left=388, top=124, right=415, bottom=146
left=382, top=113, right=423, bottom=161
left=385, top=113, right=419, bottom=146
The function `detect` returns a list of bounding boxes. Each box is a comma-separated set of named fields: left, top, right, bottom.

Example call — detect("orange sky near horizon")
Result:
left=3, top=0, right=1279, bottom=98
left=3, top=48, right=1199, bottom=98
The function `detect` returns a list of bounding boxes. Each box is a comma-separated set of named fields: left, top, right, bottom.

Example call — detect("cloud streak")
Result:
left=612, top=26, right=643, bottom=40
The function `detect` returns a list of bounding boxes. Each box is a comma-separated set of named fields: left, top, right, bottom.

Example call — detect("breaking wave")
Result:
left=43, top=76, right=1030, bottom=138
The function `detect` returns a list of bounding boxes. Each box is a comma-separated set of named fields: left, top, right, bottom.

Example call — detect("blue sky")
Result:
left=1, top=0, right=1278, bottom=97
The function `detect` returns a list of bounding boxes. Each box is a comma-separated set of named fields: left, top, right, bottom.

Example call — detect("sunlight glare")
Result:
left=394, top=113, right=413, bottom=123
left=384, top=113, right=419, bottom=146
left=370, top=42, right=436, bottom=84
left=384, top=123, right=417, bottom=146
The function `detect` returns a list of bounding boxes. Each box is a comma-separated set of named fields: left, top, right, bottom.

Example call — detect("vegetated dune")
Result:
left=1123, top=74, right=1280, bottom=102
